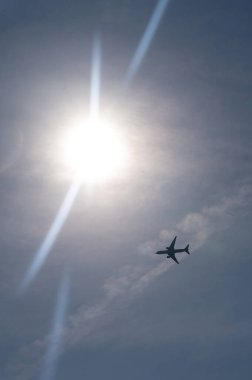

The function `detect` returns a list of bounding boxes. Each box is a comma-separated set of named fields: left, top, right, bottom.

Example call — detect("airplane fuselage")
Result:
left=156, top=248, right=186, bottom=255
left=155, top=236, right=190, bottom=264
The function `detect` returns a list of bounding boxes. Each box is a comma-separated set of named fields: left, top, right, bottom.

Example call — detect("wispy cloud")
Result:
left=5, top=185, right=251, bottom=380
left=5, top=338, right=46, bottom=380
left=139, top=185, right=252, bottom=255
left=178, top=185, right=251, bottom=250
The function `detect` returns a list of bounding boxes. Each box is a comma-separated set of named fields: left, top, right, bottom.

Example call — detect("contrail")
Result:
left=125, top=0, right=170, bottom=85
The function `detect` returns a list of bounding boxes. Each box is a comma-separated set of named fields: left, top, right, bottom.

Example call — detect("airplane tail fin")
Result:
left=185, top=244, right=190, bottom=254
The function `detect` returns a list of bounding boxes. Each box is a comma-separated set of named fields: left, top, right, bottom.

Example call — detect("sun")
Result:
left=62, top=117, right=128, bottom=183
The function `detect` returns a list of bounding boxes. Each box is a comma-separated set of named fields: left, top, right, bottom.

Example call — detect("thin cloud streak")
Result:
left=139, top=185, right=252, bottom=257
left=65, top=186, right=252, bottom=347
left=7, top=186, right=251, bottom=380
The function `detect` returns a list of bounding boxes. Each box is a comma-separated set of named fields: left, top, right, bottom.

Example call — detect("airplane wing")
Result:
left=169, top=253, right=179, bottom=264
left=169, top=236, right=177, bottom=250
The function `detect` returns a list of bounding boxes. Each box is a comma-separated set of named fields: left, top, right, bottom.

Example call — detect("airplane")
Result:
left=155, top=236, right=190, bottom=264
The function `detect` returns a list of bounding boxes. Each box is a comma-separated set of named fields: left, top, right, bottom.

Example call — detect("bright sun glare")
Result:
left=62, top=118, right=128, bottom=183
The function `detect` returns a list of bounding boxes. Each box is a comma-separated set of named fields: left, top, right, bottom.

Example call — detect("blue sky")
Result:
left=1, top=1, right=252, bottom=379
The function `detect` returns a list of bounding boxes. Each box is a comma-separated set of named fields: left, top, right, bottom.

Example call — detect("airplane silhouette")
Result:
left=155, top=236, right=190, bottom=264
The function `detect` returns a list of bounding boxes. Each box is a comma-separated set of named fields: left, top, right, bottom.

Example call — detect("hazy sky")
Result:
left=1, top=1, right=252, bottom=379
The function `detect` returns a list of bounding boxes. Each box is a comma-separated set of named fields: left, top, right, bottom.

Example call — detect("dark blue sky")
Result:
left=1, top=1, right=252, bottom=379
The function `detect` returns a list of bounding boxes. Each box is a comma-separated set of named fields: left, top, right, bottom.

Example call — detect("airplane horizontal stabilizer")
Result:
left=185, top=244, right=190, bottom=254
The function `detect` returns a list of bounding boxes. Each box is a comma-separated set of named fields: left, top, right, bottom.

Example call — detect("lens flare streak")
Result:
left=39, top=272, right=70, bottom=380
left=20, top=32, right=102, bottom=293
left=125, top=0, right=170, bottom=84
left=20, top=181, right=80, bottom=293
left=90, top=34, right=101, bottom=118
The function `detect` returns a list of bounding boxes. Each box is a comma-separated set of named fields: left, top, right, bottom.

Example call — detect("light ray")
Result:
left=90, top=33, right=101, bottom=119
left=20, top=33, right=103, bottom=293
left=125, top=0, right=170, bottom=84
left=20, top=181, right=80, bottom=293
left=39, top=272, right=70, bottom=380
